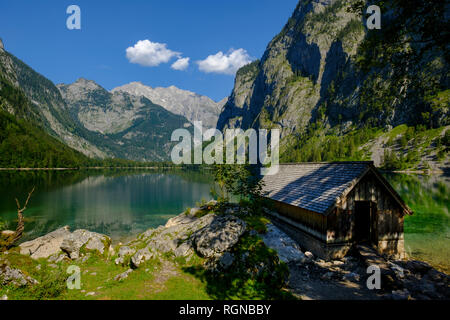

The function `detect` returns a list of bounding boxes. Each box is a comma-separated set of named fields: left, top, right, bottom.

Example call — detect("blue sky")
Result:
left=0, top=0, right=298, bottom=101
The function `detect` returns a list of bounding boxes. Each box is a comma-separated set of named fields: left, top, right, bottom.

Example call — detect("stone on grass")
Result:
left=0, top=264, right=38, bottom=287
left=114, top=269, right=133, bottom=281
left=60, top=229, right=111, bottom=260
left=262, top=224, right=306, bottom=264
left=130, top=247, right=154, bottom=269
left=19, top=226, right=71, bottom=259
left=115, top=246, right=136, bottom=265
left=192, top=215, right=246, bottom=258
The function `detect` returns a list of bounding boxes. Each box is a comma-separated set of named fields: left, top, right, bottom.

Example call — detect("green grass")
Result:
left=0, top=250, right=213, bottom=300
left=1, top=222, right=294, bottom=300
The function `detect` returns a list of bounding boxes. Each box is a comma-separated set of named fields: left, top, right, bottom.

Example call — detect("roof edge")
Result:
left=326, top=164, right=413, bottom=216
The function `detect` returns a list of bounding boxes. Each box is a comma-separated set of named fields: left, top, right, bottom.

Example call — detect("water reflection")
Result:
left=0, top=169, right=214, bottom=241
left=384, top=173, right=449, bottom=273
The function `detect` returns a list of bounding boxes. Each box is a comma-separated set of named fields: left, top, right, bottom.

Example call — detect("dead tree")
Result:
left=11, top=187, right=35, bottom=245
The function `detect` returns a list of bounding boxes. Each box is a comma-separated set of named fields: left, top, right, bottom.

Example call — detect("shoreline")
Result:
left=0, top=167, right=446, bottom=175
left=0, top=166, right=185, bottom=171
left=2, top=203, right=449, bottom=300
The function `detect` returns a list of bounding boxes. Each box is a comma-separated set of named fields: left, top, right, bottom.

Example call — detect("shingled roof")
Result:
left=261, top=162, right=411, bottom=215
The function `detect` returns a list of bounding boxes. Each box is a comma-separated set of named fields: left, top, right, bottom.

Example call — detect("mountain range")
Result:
left=0, top=37, right=226, bottom=163
left=112, top=82, right=226, bottom=129
left=0, top=0, right=448, bottom=169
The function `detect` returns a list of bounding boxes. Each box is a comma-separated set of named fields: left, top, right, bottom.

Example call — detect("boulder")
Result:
left=173, top=242, right=193, bottom=257
left=192, top=215, right=246, bottom=258
left=130, top=247, right=154, bottom=269
left=60, top=229, right=111, bottom=260
left=114, top=269, right=133, bottom=281
left=262, top=224, right=306, bottom=264
left=165, top=213, right=198, bottom=228
left=114, top=246, right=136, bottom=265
left=19, top=226, right=71, bottom=259
left=0, top=264, right=38, bottom=287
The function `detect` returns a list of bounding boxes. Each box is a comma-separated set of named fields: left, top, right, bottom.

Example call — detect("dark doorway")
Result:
left=354, top=201, right=373, bottom=243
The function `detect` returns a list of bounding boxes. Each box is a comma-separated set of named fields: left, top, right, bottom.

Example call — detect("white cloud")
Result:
left=171, top=57, right=190, bottom=71
left=197, top=49, right=252, bottom=75
left=126, top=40, right=180, bottom=67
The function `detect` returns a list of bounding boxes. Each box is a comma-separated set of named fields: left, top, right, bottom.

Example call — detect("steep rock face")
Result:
left=59, top=79, right=154, bottom=135
left=0, top=47, right=107, bottom=158
left=217, top=0, right=364, bottom=137
left=112, top=82, right=226, bottom=129
left=58, top=79, right=193, bottom=161
left=217, top=0, right=448, bottom=170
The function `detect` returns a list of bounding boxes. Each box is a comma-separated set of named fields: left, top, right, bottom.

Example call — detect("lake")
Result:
left=384, top=173, right=450, bottom=273
left=0, top=169, right=448, bottom=273
left=0, top=169, right=214, bottom=243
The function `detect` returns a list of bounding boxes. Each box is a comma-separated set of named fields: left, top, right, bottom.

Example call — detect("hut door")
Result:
left=354, top=201, right=372, bottom=243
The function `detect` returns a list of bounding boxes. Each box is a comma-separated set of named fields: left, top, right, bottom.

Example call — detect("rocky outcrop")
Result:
left=112, top=82, right=226, bottom=129
left=0, top=260, right=38, bottom=287
left=57, top=79, right=193, bottom=161
left=217, top=0, right=365, bottom=137
left=130, top=248, right=155, bottom=269
left=19, top=226, right=71, bottom=259
left=217, top=0, right=449, bottom=167
left=192, top=215, right=246, bottom=258
left=262, top=224, right=306, bottom=264
left=60, top=229, right=111, bottom=260
left=113, top=201, right=247, bottom=271
left=0, top=47, right=107, bottom=158
left=19, top=227, right=111, bottom=260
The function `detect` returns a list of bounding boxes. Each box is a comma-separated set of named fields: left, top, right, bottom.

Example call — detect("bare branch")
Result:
left=23, top=186, right=35, bottom=210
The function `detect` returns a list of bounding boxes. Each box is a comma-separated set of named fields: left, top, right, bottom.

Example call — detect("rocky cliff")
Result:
left=112, top=82, right=226, bottom=129
left=0, top=46, right=107, bottom=158
left=217, top=0, right=449, bottom=170
left=218, top=0, right=366, bottom=134
left=58, top=79, right=193, bottom=161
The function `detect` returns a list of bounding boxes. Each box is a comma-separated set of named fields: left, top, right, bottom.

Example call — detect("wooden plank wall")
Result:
left=328, top=172, right=404, bottom=243
left=271, top=200, right=327, bottom=237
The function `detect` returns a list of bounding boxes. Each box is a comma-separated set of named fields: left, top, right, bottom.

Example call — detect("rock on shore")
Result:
left=19, top=227, right=111, bottom=260
left=117, top=202, right=247, bottom=271
left=1, top=201, right=449, bottom=300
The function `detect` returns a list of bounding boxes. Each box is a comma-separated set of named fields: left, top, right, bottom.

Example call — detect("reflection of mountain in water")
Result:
left=0, top=170, right=214, bottom=241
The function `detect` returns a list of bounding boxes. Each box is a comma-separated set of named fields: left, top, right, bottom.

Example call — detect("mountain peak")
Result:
left=67, top=78, right=104, bottom=91
left=111, top=82, right=227, bottom=128
left=75, top=77, right=99, bottom=85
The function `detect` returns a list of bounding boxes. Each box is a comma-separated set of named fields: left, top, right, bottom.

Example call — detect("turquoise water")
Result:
left=0, top=169, right=214, bottom=242
left=383, top=173, right=449, bottom=273
left=0, top=170, right=448, bottom=273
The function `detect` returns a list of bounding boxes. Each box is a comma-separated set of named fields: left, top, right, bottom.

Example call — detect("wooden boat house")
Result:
left=262, top=162, right=412, bottom=259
